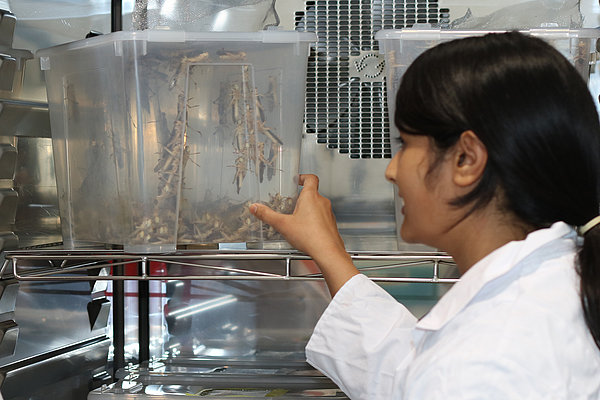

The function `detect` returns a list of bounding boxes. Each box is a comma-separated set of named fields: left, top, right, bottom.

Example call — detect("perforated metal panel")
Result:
left=295, top=0, right=449, bottom=159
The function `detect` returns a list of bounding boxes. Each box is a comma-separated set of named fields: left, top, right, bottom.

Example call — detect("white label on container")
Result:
left=39, top=56, right=50, bottom=71
left=113, top=41, right=123, bottom=57
left=146, top=30, right=186, bottom=43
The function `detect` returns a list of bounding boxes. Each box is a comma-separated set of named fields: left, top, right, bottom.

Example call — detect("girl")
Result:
left=250, top=31, right=600, bottom=399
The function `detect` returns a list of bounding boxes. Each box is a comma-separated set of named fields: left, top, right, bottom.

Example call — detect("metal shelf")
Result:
left=1, top=249, right=459, bottom=284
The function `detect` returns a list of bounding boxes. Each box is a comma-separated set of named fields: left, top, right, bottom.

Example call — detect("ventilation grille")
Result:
left=295, top=0, right=449, bottom=159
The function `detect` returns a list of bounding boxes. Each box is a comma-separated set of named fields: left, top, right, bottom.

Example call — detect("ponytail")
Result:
left=578, top=224, right=600, bottom=349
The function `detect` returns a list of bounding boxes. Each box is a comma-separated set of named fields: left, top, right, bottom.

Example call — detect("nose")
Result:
left=385, top=153, right=398, bottom=183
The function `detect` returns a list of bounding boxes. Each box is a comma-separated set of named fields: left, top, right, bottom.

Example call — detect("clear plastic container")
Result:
left=38, top=30, right=316, bottom=253
left=375, top=27, right=600, bottom=249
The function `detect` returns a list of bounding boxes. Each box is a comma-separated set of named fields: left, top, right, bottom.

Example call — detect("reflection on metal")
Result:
left=0, top=337, right=110, bottom=399
left=0, top=10, right=33, bottom=99
left=90, top=357, right=348, bottom=398
left=0, top=53, right=15, bottom=91
left=0, top=277, right=111, bottom=398
left=0, top=279, right=17, bottom=314
left=0, top=6, right=54, bottom=256
left=0, top=10, right=15, bottom=48
left=87, top=297, right=111, bottom=331
left=3, top=249, right=458, bottom=283
left=0, top=143, right=16, bottom=178
left=0, top=320, right=17, bottom=358
left=0, top=233, right=16, bottom=253
left=171, top=295, right=237, bottom=320
left=131, top=0, right=279, bottom=31
left=0, top=189, right=17, bottom=226
left=0, top=279, right=109, bottom=367
left=12, top=136, right=61, bottom=250
left=0, top=100, right=51, bottom=138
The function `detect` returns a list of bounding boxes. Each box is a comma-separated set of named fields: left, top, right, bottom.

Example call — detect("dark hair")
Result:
left=395, top=31, right=600, bottom=348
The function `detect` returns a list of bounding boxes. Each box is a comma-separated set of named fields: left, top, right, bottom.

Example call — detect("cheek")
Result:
left=399, top=181, right=439, bottom=241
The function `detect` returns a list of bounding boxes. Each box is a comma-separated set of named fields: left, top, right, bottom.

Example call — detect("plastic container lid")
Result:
left=36, top=30, right=318, bottom=57
left=375, top=27, right=600, bottom=43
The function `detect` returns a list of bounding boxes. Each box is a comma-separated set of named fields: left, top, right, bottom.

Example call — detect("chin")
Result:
left=399, top=226, right=420, bottom=244
left=400, top=226, right=434, bottom=248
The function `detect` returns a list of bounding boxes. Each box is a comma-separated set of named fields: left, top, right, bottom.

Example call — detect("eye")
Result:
left=394, top=136, right=405, bottom=147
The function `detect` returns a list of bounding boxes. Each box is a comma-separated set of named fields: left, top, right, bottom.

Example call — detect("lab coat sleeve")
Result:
left=306, top=274, right=418, bottom=400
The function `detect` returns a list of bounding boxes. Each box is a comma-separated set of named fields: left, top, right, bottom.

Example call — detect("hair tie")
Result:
left=579, top=215, right=600, bottom=236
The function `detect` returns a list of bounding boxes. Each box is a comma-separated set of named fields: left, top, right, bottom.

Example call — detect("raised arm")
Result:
left=250, top=174, right=359, bottom=296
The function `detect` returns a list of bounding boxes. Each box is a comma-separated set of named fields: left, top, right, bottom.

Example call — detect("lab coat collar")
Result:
left=415, top=221, right=576, bottom=332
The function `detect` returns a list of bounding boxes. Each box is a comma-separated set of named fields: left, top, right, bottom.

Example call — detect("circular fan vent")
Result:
left=295, top=0, right=449, bottom=159
left=351, top=52, right=385, bottom=81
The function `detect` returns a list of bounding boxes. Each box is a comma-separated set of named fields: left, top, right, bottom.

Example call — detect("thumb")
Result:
left=249, top=203, right=285, bottom=228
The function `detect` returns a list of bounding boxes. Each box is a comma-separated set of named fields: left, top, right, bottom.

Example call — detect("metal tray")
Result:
left=88, top=357, right=349, bottom=399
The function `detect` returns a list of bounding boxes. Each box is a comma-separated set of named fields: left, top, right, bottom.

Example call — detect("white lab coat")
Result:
left=306, top=222, right=600, bottom=399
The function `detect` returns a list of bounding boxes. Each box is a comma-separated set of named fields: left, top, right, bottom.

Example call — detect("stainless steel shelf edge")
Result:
left=2, top=250, right=458, bottom=283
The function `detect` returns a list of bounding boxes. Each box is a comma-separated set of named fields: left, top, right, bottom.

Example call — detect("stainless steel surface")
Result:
left=0, top=338, right=110, bottom=400
left=0, top=266, right=111, bottom=399
left=0, top=279, right=109, bottom=367
left=0, top=142, right=17, bottom=253
left=0, top=6, right=56, bottom=255
left=0, top=11, right=15, bottom=48
left=0, top=279, right=17, bottom=314
left=0, top=320, right=17, bottom=358
left=0, top=53, right=15, bottom=91
left=89, top=357, right=349, bottom=398
left=0, top=143, right=16, bottom=178
left=0, top=277, right=18, bottom=360
left=0, top=100, right=50, bottom=137
left=0, top=9, right=32, bottom=99
left=131, top=0, right=280, bottom=31
left=13, top=136, right=61, bottom=249
left=0, top=189, right=17, bottom=226
left=0, top=233, right=16, bottom=254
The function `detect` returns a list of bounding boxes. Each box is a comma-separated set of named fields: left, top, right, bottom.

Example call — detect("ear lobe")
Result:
left=453, top=130, right=487, bottom=187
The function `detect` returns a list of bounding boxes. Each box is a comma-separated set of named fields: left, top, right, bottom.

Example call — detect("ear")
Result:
left=452, top=130, right=487, bottom=187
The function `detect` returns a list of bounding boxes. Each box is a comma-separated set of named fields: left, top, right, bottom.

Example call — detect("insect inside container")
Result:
left=169, top=52, right=210, bottom=90
left=217, top=50, right=247, bottom=62
left=177, top=192, right=297, bottom=245
left=573, top=39, right=592, bottom=76
left=223, top=68, right=284, bottom=193
left=178, top=199, right=262, bottom=244
left=260, top=192, right=296, bottom=240
left=130, top=50, right=198, bottom=245
left=263, top=74, right=278, bottom=112
left=212, top=81, right=230, bottom=129
left=131, top=47, right=293, bottom=247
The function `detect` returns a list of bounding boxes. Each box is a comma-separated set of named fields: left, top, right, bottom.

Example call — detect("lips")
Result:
left=397, top=197, right=405, bottom=215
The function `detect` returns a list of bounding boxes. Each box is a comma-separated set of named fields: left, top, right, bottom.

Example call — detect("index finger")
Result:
left=298, top=174, right=320, bottom=191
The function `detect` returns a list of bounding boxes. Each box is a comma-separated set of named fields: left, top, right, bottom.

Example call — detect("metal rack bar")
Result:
left=2, top=250, right=458, bottom=283
left=138, top=257, right=150, bottom=364
left=112, top=265, right=125, bottom=378
left=111, top=0, right=122, bottom=32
